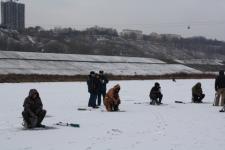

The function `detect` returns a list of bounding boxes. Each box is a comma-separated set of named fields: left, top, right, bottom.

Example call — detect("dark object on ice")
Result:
left=56, top=122, right=80, bottom=128
left=22, top=89, right=46, bottom=129
left=175, top=101, right=185, bottom=104
left=134, top=102, right=143, bottom=104
left=192, top=82, right=205, bottom=103
left=149, top=82, right=163, bottom=105
left=172, top=78, right=176, bottom=82
left=77, top=107, right=93, bottom=111
left=78, top=108, right=89, bottom=111
left=219, top=109, right=224, bottom=112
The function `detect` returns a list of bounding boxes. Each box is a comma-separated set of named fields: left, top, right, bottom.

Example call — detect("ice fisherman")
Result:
left=97, top=70, right=109, bottom=106
left=214, top=70, right=225, bottom=106
left=87, top=71, right=101, bottom=108
left=22, top=89, right=46, bottom=128
left=104, top=84, right=121, bottom=111
left=149, top=82, right=163, bottom=105
left=192, top=82, right=205, bottom=103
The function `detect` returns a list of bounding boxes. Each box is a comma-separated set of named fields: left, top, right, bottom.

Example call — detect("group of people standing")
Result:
left=87, top=70, right=109, bottom=108
left=86, top=70, right=121, bottom=111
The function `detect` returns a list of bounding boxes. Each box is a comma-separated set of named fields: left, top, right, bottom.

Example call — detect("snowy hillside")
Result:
left=0, top=51, right=201, bottom=75
left=0, top=79, right=224, bottom=150
left=0, top=51, right=165, bottom=63
left=175, top=59, right=224, bottom=65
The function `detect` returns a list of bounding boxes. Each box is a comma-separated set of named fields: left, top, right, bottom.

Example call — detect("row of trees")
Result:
left=1, top=26, right=225, bottom=59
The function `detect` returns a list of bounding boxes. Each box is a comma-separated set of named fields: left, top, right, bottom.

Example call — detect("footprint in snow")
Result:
left=85, top=146, right=92, bottom=150
left=107, top=129, right=123, bottom=135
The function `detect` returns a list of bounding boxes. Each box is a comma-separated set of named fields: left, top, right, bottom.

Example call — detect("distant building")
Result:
left=121, top=29, right=143, bottom=40
left=149, top=32, right=162, bottom=39
left=149, top=32, right=182, bottom=40
left=161, top=34, right=182, bottom=40
left=1, top=0, right=25, bottom=30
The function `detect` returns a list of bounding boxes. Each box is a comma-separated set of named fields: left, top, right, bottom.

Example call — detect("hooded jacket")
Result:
left=105, top=84, right=121, bottom=105
left=192, top=83, right=203, bottom=96
left=23, top=89, right=43, bottom=115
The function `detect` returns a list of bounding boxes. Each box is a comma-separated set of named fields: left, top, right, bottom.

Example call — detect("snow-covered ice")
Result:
left=0, top=79, right=224, bottom=150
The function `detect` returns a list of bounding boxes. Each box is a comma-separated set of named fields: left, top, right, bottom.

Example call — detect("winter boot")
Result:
left=150, top=99, right=156, bottom=105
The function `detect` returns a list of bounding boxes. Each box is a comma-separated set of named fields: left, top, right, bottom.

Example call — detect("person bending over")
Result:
left=22, top=89, right=46, bottom=128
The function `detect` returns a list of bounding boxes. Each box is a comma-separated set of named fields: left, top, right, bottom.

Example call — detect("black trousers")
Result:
left=97, top=91, right=106, bottom=106
left=150, top=93, right=163, bottom=105
left=22, top=109, right=46, bottom=127
left=192, top=94, right=205, bottom=103
left=88, top=93, right=97, bottom=107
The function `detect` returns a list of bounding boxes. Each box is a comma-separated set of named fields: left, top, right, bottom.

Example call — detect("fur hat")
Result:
left=114, top=84, right=120, bottom=91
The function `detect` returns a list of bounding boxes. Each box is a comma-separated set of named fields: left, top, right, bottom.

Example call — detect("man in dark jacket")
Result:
left=149, top=82, right=163, bottom=105
left=192, top=82, right=205, bottom=103
left=97, top=70, right=109, bottom=106
left=22, top=89, right=46, bottom=128
left=214, top=70, right=225, bottom=106
left=87, top=71, right=100, bottom=108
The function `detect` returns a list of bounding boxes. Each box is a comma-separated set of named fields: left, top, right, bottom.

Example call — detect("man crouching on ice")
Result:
left=150, top=82, right=163, bottom=105
left=22, top=89, right=46, bottom=128
left=104, top=84, right=121, bottom=111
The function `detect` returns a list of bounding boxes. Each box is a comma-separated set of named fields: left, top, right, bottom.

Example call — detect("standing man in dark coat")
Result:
left=22, top=89, right=46, bottom=128
left=149, top=82, right=163, bottom=105
left=214, top=70, right=225, bottom=106
left=192, top=82, right=205, bottom=103
left=87, top=71, right=100, bottom=108
left=97, top=70, right=109, bottom=106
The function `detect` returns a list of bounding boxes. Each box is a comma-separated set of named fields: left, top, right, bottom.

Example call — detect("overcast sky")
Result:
left=17, top=0, right=225, bottom=40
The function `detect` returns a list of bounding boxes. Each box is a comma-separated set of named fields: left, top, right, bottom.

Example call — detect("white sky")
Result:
left=15, top=0, right=225, bottom=40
